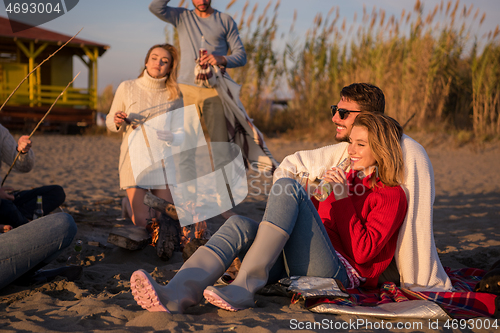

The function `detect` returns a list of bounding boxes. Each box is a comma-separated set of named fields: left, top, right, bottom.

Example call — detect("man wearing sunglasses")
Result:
left=330, top=83, right=385, bottom=142
left=274, top=83, right=453, bottom=293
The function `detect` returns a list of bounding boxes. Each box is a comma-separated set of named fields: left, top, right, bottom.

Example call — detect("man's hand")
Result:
left=0, top=186, right=15, bottom=201
left=17, top=136, right=32, bottom=154
left=200, top=54, right=227, bottom=67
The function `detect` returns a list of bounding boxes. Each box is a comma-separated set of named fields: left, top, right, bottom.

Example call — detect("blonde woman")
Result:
left=131, top=112, right=408, bottom=313
left=107, top=44, right=184, bottom=227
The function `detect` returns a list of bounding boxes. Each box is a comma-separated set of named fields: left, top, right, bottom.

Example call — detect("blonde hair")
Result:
left=352, top=112, right=404, bottom=188
left=138, top=44, right=181, bottom=100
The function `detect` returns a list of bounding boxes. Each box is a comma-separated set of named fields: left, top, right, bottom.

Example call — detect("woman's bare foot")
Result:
left=0, top=224, right=13, bottom=233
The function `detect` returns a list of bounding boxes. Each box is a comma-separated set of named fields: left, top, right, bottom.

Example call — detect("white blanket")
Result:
left=274, top=135, right=452, bottom=291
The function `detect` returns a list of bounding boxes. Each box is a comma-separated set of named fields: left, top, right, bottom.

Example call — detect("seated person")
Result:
left=106, top=43, right=184, bottom=228
left=129, top=112, right=408, bottom=313
left=0, top=123, right=65, bottom=228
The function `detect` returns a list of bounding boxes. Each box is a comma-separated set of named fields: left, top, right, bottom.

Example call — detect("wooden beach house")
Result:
left=0, top=17, right=109, bottom=132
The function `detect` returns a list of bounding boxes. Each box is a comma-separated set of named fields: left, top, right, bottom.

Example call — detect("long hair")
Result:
left=352, top=112, right=404, bottom=188
left=138, top=44, right=181, bottom=100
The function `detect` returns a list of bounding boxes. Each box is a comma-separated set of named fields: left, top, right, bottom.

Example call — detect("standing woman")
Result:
left=130, top=112, right=408, bottom=313
left=106, top=44, right=184, bottom=227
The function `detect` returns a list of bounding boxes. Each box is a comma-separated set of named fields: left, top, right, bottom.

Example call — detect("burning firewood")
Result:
left=144, top=191, right=207, bottom=261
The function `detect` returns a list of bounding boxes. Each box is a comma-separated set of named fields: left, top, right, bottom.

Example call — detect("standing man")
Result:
left=149, top=0, right=247, bottom=209
left=274, top=83, right=453, bottom=292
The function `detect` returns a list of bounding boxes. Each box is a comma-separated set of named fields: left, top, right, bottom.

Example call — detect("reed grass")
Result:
left=471, top=38, right=500, bottom=139
left=96, top=84, right=114, bottom=114
left=228, top=0, right=500, bottom=140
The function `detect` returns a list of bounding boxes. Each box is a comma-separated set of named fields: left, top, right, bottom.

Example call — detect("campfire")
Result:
left=180, top=220, right=208, bottom=248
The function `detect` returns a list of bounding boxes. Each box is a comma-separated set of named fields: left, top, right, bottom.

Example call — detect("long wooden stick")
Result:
left=1, top=72, right=81, bottom=187
left=0, top=28, right=83, bottom=113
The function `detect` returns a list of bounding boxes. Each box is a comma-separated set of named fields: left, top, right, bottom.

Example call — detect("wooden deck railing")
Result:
left=0, top=84, right=95, bottom=109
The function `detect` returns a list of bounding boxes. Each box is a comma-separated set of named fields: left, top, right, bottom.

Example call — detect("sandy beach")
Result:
left=0, top=132, right=499, bottom=332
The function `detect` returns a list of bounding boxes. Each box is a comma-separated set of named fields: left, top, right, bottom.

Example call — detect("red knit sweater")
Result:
left=313, top=170, right=407, bottom=288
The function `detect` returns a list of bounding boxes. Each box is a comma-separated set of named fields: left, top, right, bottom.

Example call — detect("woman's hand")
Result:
left=114, top=111, right=128, bottom=126
left=156, top=130, right=173, bottom=143
left=322, top=167, right=349, bottom=200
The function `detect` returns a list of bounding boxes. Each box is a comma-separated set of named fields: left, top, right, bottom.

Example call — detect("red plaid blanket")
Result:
left=305, top=268, right=499, bottom=319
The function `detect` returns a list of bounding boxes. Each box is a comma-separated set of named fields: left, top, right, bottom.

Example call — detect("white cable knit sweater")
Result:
left=106, top=71, right=184, bottom=189
left=274, top=134, right=453, bottom=292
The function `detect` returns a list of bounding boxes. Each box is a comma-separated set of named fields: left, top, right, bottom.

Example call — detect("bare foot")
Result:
left=0, top=224, right=13, bottom=233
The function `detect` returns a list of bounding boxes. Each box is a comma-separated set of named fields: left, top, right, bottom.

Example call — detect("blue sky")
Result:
left=2, top=0, right=499, bottom=92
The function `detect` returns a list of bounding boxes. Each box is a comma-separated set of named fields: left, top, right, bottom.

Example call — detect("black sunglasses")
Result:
left=330, top=105, right=362, bottom=120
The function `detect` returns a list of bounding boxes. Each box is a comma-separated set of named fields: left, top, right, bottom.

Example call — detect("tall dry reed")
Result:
left=228, top=0, right=289, bottom=133
left=227, top=0, right=500, bottom=139
left=471, top=35, right=500, bottom=139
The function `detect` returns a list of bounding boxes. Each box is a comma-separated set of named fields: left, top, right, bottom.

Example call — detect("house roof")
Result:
left=0, top=16, right=109, bottom=56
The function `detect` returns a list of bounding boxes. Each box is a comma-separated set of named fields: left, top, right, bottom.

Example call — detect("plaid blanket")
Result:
left=194, top=59, right=219, bottom=88
left=306, top=268, right=499, bottom=319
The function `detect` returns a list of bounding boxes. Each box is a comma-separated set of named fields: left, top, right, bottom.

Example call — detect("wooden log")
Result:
left=182, top=238, right=208, bottom=262
left=155, top=213, right=182, bottom=261
left=107, top=224, right=150, bottom=250
left=143, top=191, right=193, bottom=224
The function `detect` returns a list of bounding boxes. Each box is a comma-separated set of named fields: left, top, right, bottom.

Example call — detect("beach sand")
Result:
left=0, top=132, right=499, bottom=332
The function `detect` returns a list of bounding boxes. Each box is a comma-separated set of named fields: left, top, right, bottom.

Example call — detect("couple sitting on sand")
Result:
left=129, top=83, right=453, bottom=314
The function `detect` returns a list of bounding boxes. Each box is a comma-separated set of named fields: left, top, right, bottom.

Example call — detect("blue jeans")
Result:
left=0, top=185, right=66, bottom=228
left=205, top=178, right=349, bottom=286
left=0, top=213, right=77, bottom=290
